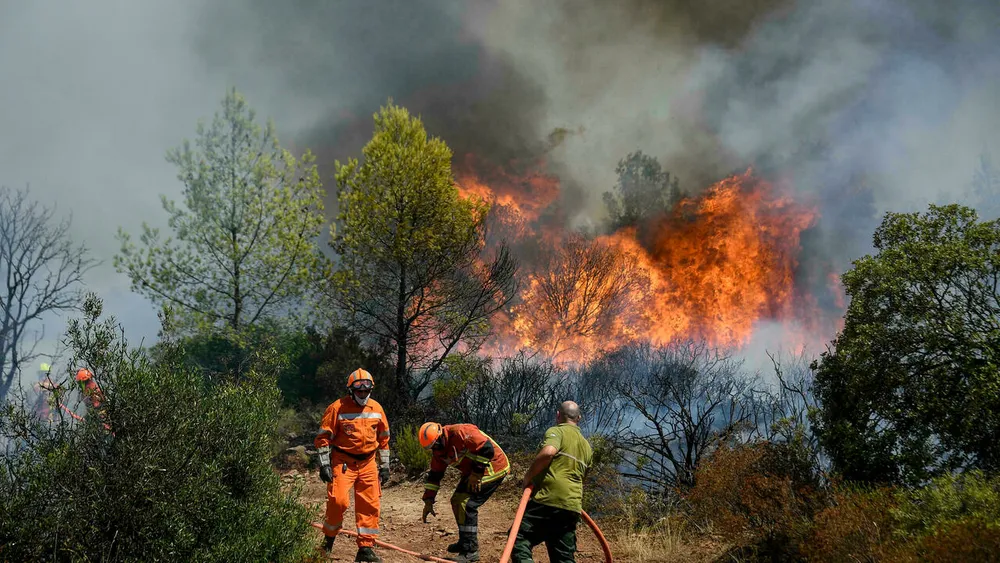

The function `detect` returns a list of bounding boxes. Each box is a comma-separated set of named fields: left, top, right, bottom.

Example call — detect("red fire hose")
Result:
left=499, top=485, right=613, bottom=563
left=60, top=404, right=85, bottom=421
left=310, top=522, right=453, bottom=562
left=580, top=509, right=614, bottom=562
left=60, top=404, right=113, bottom=432
left=310, top=486, right=613, bottom=562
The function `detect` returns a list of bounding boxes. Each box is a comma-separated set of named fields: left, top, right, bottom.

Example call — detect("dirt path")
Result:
left=286, top=469, right=606, bottom=563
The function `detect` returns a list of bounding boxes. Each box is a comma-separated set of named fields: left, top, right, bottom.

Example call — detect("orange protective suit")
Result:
left=314, top=395, right=390, bottom=548
left=421, top=424, right=509, bottom=554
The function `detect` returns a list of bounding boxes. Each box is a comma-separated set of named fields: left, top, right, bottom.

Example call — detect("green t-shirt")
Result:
left=531, top=423, right=593, bottom=513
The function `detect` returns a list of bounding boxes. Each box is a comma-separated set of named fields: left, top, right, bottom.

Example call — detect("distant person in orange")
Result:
left=314, top=368, right=390, bottom=563
left=75, top=368, right=104, bottom=410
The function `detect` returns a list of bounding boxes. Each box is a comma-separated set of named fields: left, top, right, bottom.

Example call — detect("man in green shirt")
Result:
left=512, top=400, right=594, bottom=562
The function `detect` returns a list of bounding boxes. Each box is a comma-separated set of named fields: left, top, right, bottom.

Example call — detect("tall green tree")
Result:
left=812, top=204, right=1000, bottom=485
left=114, top=89, right=325, bottom=337
left=602, top=150, right=683, bottom=233
left=330, top=102, right=517, bottom=408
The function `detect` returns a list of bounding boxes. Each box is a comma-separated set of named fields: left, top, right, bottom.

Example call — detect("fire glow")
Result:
left=458, top=159, right=838, bottom=365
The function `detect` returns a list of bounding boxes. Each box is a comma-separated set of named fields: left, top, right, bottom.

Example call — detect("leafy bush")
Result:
left=913, top=518, right=1000, bottom=561
left=431, top=354, right=489, bottom=421
left=894, top=470, right=1000, bottom=539
left=803, top=485, right=900, bottom=562
left=687, top=440, right=825, bottom=559
left=396, top=423, right=431, bottom=478
left=0, top=294, right=314, bottom=562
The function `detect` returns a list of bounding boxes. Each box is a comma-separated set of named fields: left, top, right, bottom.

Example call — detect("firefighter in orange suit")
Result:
left=76, top=369, right=104, bottom=410
left=419, top=422, right=510, bottom=562
left=314, top=368, right=390, bottom=562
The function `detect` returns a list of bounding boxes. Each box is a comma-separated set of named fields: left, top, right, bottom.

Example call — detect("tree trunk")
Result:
left=395, top=266, right=408, bottom=406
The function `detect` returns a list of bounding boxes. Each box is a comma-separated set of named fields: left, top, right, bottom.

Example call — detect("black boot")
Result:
left=355, top=546, right=383, bottom=562
left=322, top=535, right=335, bottom=552
left=447, top=533, right=478, bottom=562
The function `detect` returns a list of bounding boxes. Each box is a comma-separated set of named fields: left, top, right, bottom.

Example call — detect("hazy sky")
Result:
left=2, top=0, right=998, bottom=375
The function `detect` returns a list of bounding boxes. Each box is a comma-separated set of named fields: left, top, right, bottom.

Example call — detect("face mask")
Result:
left=352, top=389, right=371, bottom=406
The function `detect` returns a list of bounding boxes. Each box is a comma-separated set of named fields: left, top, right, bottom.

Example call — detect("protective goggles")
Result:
left=350, top=380, right=374, bottom=392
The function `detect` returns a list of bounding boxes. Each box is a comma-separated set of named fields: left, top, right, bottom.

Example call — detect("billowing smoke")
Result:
left=195, top=0, right=999, bottom=364
left=2, top=0, right=997, bottom=372
left=197, top=0, right=999, bottom=233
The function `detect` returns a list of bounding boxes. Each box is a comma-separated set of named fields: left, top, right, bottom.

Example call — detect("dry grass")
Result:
left=606, top=518, right=688, bottom=562
left=598, top=488, right=725, bottom=563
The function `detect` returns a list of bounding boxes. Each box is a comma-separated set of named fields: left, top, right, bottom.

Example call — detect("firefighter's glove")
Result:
left=421, top=500, right=437, bottom=523
left=318, top=447, right=332, bottom=483
left=468, top=471, right=484, bottom=493
left=379, top=466, right=389, bottom=486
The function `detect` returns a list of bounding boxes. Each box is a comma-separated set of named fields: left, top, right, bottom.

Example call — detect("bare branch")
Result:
left=1, top=185, right=97, bottom=401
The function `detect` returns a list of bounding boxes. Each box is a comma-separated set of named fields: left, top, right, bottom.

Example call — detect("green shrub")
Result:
left=894, top=470, right=1000, bottom=538
left=396, top=423, right=431, bottom=478
left=0, top=294, right=315, bottom=562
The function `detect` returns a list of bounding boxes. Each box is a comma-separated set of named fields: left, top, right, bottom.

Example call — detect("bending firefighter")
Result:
left=314, top=368, right=391, bottom=562
left=512, top=401, right=593, bottom=563
left=419, top=422, right=509, bottom=562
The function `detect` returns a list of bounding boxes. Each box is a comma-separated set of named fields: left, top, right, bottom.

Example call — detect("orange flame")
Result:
left=641, top=171, right=818, bottom=348
left=454, top=154, right=560, bottom=223
left=459, top=158, right=836, bottom=366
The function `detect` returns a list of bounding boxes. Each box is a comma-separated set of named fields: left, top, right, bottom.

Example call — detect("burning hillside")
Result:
left=458, top=158, right=840, bottom=365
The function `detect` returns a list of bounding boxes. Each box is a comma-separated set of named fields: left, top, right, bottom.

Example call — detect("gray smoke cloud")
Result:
left=1, top=0, right=998, bottom=378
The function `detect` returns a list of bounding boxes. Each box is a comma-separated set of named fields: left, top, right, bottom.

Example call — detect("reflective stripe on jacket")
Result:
left=423, top=423, right=509, bottom=501
left=314, top=396, right=390, bottom=458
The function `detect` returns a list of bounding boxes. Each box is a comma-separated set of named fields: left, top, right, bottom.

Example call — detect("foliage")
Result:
left=115, top=88, right=326, bottom=337
left=802, top=485, right=900, bottom=562
left=430, top=353, right=490, bottom=419
left=459, top=352, right=566, bottom=450
left=812, top=204, right=1000, bottom=485
left=910, top=518, right=1000, bottom=561
left=395, top=423, right=432, bottom=478
left=0, top=185, right=95, bottom=401
left=583, top=437, right=674, bottom=528
left=329, top=101, right=517, bottom=410
left=157, top=322, right=393, bottom=407
left=802, top=473, right=1000, bottom=562
left=602, top=150, right=683, bottom=234
left=893, top=470, right=1000, bottom=539
left=687, top=440, right=826, bottom=559
left=0, top=294, right=314, bottom=562
left=149, top=318, right=299, bottom=387
left=294, top=326, right=394, bottom=407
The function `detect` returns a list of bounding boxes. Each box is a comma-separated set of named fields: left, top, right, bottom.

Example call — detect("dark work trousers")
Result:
left=510, top=500, right=581, bottom=563
left=450, top=474, right=505, bottom=552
